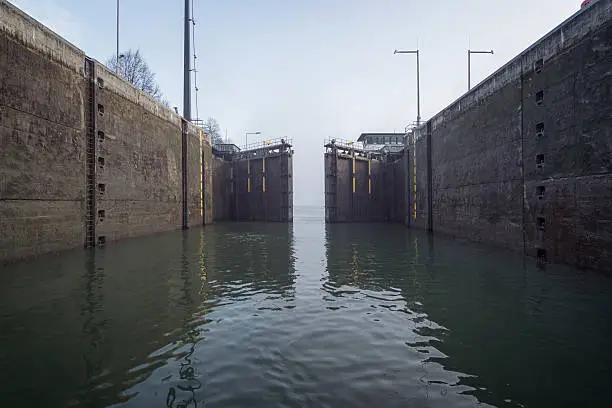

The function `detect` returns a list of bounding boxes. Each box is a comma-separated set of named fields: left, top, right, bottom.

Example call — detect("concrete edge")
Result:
left=0, top=0, right=211, bottom=145
left=429, top=0, right=612, bottom=131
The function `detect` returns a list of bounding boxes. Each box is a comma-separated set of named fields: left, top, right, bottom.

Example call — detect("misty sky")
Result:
left=10, top=0, right=585, bottom=206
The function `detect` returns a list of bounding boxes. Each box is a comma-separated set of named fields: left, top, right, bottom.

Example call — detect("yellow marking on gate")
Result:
left=199, top=129, right=203, bottom=217
left=262, top=157, right=266, bottom=193
left=413, top=149, right=417, bottom=220
left=352, top=156, right=356, bottom=193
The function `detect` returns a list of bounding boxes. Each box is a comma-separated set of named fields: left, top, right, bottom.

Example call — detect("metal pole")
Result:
left=244, top=132, right=261, bottom=149
left=116, top=0, right=119, bottom=74
left=183, top=0, right=191, bottom=120
left=416, top=50, right=421, bottom=124
left=468, top=50, right=494, bottom=90
left=467, top=50, right=471, bottom=90
left=394, top=49, right=421, bottom=125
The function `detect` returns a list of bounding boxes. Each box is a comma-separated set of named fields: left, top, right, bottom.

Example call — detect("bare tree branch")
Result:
left=107, top=49, right=165, bottom=102
left=202, top=117, right=223, bottom=145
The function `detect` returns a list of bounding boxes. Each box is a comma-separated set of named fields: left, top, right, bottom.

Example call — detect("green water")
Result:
left=1, top=206, right=611, bottom=407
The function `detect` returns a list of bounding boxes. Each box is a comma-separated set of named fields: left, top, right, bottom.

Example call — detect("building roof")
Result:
left=357, top=132, right=405, bottom=142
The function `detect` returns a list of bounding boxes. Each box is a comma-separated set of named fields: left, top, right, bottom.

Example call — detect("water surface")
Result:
left=1, top=206, right=611, bottom=407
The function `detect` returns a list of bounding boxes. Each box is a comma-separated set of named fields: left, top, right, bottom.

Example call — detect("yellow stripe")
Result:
left=262, top=158, right=266, bottom=193
left=247, top=160, right=251, bottom=193
left=352, top=157, right=356, bottom=193
left=199, top=129, right=203, bottom=217
left=413, top=139, right=417, bottom=220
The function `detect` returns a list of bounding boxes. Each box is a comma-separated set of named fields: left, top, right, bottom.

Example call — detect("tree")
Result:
left=203, top=117, right=223, bottom=145
left=106, top=49, right=168, bottom=105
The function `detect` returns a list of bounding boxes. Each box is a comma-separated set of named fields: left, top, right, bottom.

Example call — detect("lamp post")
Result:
left=183, top=0, right=191, bottom=121
left=245, top=131, right=261, bottom=148
left=394, top=49, right=421, bottom=125
left=468, top=49, right=494, bottom=90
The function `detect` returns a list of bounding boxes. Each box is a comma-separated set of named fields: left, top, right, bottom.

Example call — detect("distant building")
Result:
left=357, top=133, right=406, bottom=148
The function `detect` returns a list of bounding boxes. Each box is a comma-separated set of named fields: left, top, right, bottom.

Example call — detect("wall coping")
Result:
left=430, top=0, right=612, bottom=131
left=0, top=0, right=210, bottom=145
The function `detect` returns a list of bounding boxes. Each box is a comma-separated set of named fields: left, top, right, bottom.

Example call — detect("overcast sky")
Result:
left=10, top=0, right=585, bottom=206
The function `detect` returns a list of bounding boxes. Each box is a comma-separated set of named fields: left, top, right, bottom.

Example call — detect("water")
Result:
left=1, top=206, right=611, bottom=408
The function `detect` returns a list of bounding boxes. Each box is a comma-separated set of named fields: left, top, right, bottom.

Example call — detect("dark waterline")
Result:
left=1, top=206, right=611, bottom=407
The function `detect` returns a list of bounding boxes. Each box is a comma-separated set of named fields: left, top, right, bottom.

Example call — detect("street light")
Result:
left=394, top=49, right=421, bottom=125
left=244, top=131, right=261, bottom=148
left=468, top=49, right=494, bottom=90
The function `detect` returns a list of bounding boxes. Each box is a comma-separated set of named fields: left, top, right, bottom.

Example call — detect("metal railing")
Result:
left=242, top=137, right=292, bottom=151
left=404, top=120, right=427, bottom=143
left=323, top=138, right=363, bottom=150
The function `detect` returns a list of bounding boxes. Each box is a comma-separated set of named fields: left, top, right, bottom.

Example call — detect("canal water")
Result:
left=1, top=206, right=611, bottom=408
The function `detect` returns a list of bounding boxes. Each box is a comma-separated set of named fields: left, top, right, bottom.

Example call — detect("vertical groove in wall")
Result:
left=261, top=153, right=266, bottom=221
left=84, top=58, right=96, bottom=248
left=281, top=154, right=287, bottom=221
left=427, top=121, right=433, bottom=232
left=181, top=120, right=188, bottom=230
left=520, top=61, right=527, bottom=257
left=350, top=153, right=355, bottom=222
left=200, top=138, right=207, bottom=225
left=325, top=151, right=338, bottom=223
left=405, top=146, right=410, bottom=227
left=234, top=161, right=239, bottom=221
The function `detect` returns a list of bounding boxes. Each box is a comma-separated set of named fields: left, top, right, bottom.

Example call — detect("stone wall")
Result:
left=411, top=0, right=612, bottom=272
left=0, top=0, right=212, bottom=263
left=0, top=0, right=87, bottom=260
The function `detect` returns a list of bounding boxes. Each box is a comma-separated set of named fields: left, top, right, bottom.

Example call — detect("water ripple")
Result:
left=1, top=212, right=611, bottom=407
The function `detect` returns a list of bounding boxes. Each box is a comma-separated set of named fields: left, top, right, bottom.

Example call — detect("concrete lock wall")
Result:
left=410, top=0, right=612, bottom=272
left=325, top=149, right=406, bottom=223
left=0, top=0, right=213, bottom=263
left=324, top=1, right=611, bottom=272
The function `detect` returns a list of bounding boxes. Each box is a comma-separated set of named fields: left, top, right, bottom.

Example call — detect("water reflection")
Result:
left=0, top=223, right=296, bottom=408
left=2, top=212, right=612, bottom=408
left=323, top=223, right=480, bottom=407
left=79, top=253, right=108, bottom=406
left=324, top=222, right=612, bottom=408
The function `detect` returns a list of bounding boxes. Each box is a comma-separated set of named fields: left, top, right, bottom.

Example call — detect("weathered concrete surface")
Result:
left=0, top=0, right=87, bottom=260
left=412, top=0, right=612, bottom=272
left=430, top=77, right=524, bottom=251
left=202, top=141, right=213, bottom=224
left=522, top=13, right=612, bottom=270
left=408, top=129, right=430, bottom=231
left=324, top=1, right=611, bottom=272
left=0, top=0, right=212, bottom=263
